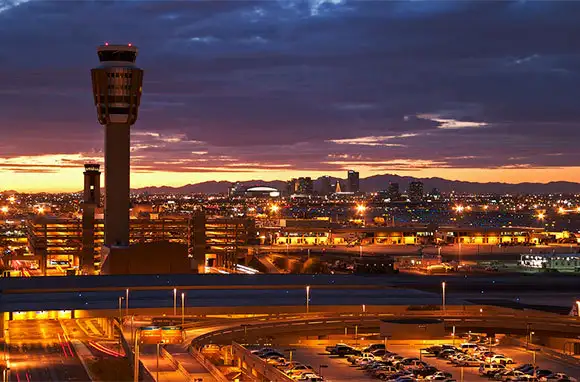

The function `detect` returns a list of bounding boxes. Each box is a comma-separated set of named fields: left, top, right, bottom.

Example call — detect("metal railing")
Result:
left=188, top=345, right=229, bottom=382
left=231, top=342, right=294, bottom=382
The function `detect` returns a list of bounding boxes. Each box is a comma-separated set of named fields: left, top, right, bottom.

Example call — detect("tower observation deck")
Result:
left=91, top=44, right=143, bottom=247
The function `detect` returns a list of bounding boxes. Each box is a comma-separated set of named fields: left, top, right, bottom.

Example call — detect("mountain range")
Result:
left=131, top=174, right=580, bottom=195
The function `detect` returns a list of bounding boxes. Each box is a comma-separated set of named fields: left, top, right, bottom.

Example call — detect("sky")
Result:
left=1, top=0, right=580, bottom=192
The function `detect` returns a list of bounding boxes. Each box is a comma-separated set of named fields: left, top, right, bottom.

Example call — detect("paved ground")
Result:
left=292, top=346, right=375, bottom=381
left=292, top=344, right=580, bottom=381
left=7, top=320, right=91, bottom=381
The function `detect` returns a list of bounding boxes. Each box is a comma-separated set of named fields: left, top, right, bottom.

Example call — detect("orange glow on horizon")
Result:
left=2, top=164, right=580, bottom=192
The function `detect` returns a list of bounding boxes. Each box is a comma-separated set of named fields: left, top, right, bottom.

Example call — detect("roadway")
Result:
left=2, top=277, right=580, bottom=313
left=7, top=320, right=90, bottom=381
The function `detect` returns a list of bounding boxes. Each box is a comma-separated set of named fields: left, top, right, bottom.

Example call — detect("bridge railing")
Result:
left=189, top=309, right=580, bottom=346
left=231, top=341, right=294, bottom=382
left=188, top=344, right=229, bottom=382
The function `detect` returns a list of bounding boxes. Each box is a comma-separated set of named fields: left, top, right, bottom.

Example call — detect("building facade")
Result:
left=408, top=181, right=424, bottom=202
left=347, top=170, right=360, bottom=193
left=27, top=213, right=256, bottom=274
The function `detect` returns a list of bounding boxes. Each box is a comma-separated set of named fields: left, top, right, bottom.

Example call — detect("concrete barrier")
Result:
left=189, top=345, right=229, bottom=382
left=505, top=336, right=580, bottom=367
left=114, top=319, right=154, bottom=382
left=160, top=347, right=197, bottom=382
left=231, top=342, right=294, bottom=382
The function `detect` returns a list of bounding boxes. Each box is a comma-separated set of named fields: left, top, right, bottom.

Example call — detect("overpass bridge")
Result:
left=0, top=273, right=578, bottom=313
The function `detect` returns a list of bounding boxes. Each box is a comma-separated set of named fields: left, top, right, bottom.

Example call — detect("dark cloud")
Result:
left=0, top=0, right=580, bottom=178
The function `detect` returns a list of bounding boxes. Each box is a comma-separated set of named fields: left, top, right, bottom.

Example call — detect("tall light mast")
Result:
left=81, top=163, right=101, bottom=274
left=91, top=44, right=143, bottom=247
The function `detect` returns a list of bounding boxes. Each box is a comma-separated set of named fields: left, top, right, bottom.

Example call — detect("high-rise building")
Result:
left=228, top=182, right=243, bottom=198
left=347, top=170, right=360, bottom=193
left=91, top=43, right=143, bottom=248
left=387, top=182, right=400, bottom=201
left=81, top=163, right=100, bottom=274
left=288, top=177, right=313, bottom=195
left=297, top=177, right=313, bottom=195
left=319, top=176, right=333, bottom=195
left=428, top=187, right=442, bottom=201
left=408, top=181, right=424, bottom=202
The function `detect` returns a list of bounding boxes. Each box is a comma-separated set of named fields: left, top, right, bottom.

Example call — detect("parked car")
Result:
left=426, top=371, right=453, bottom=380
left=364, top=343, right=387, bottom=353
left=540, top=374, right=578, bottom=382
left=479, top=363, right=506, bottom=377
left=487, top=354, right=514, bottom=365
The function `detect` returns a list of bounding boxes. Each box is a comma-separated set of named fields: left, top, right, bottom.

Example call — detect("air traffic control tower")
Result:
left=91, top=44, right=143, bottom=248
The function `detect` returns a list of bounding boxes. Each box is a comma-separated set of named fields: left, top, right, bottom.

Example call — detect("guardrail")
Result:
left=505, top=337, right=580, bottom=367
left=160, top=347, right=198, bottom=382
left=189, top=345, right=229, bottom=382
left=189, top=311, right=580, bottom=347
left=231, top=342, right=294, bottom=382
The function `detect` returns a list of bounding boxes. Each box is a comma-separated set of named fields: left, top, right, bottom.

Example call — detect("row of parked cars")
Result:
left=424, top=344, right=577, bottom=382
left=249, top=347, right=323, bottom=381
left=325, top=342, right=456, bottom=381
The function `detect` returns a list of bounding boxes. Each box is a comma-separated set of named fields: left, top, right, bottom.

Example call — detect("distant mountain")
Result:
left=360, top=175, right=580, bottom=194
left=131, top=174, right=580, bottom=194
left=132, top=180, right=288, bottom=194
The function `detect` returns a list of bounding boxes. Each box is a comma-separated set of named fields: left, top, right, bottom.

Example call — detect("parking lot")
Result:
left=290, top=343, right=580, bottom=381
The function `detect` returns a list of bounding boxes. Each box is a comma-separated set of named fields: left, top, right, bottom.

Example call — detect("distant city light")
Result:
left=270, top=204, right=280, bottom=213
left=356, top=204, right=367, bottom=214
left=453, top=205, right=464, bottom=213
left=0, top=206, right=8, bottom=214
left=537, top=212, right=545, bottom=220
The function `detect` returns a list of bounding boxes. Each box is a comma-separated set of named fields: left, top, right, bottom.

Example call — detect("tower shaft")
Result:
left=104, top=123, right=131, bottom=246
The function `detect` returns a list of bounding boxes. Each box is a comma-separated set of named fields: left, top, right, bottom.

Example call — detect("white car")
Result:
left=540, top=374, right=578, bottom=382
left=487, top=354, right=514, bottom=364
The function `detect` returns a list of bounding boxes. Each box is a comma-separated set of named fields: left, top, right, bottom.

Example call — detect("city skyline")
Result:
left=2, top=1, right=580, bottom=191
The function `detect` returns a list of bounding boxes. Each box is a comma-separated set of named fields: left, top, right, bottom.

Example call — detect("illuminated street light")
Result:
left=181, top=292, right=185, bottom=326
left=442, top=282, right=446, bottom=313
left=558, top=206, right=565, bottom=214
left=173, top=288, right=177, bottom=316
left=356, top=204, right=367, bottom=214
left=536, top=212, right=545, bottom=221
left=270, top=204, right=280, bottom=214
left=7, top=196, right=15, bottom=204
left=454, top=205, right=464, bottom=213
left=0, top=206, right=8, bottom=214
left=306, top=285, right=310, bottom=314
left=126, top=288, right=129, bottom=317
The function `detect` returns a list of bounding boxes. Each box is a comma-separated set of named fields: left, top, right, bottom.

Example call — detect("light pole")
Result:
left=452, top=325, right=456, bottom=346
left=362, top=304, right=366, bottom=314
left=173, top=288, right=177, bottom=316
left=306, top=285, right=310, bottom=314
left=441, top=282, right=446, bottom=313
left=118, top=296, right=124, bottom=353
left=354, top=325, right=358, bottom=346
left=156, top=342, right=161, bottom=382
left=118, top=296, right=124, bottom=322
left=181, top=292, right=185, bottom=326
left=359, top=244, right=362, bottom=259
left=134, top=329, right=140, bottom=382
left=126, top=288, right=129, bottom=317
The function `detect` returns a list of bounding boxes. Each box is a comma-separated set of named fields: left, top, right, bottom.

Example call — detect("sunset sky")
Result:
left=1, top=0, right=580, bottom=192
